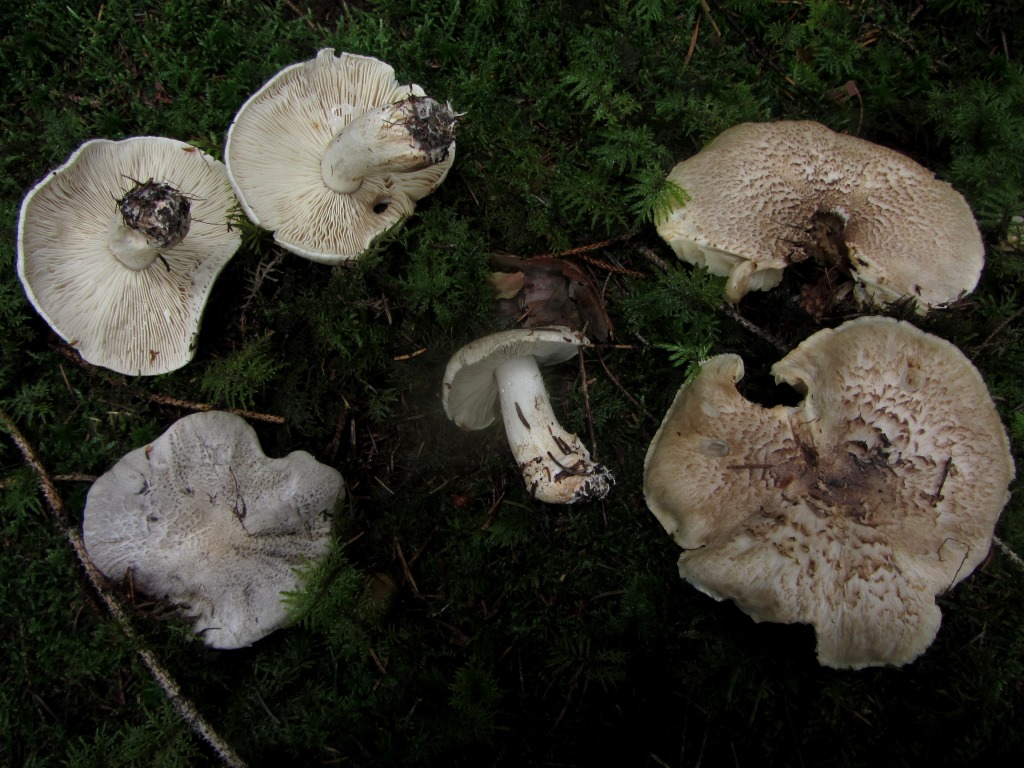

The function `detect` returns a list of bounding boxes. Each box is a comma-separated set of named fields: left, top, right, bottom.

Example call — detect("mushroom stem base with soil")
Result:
left=109, top=179, right=192, bottom=271
left=495, top=355, right=613, bottom=504
left=320, top=95, right=457, bottom=194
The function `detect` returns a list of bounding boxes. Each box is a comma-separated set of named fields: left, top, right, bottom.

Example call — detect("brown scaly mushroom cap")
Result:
left=17, top=137, right=241, bottom=376
left=656, top=121, right=984, bottom=313
left=224, top=48, right=458, bottom=264
left=83, top=411, right=343, bottom=649
left=643, top=317, right=1014, bottom=669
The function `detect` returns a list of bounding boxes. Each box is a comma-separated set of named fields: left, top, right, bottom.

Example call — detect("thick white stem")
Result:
left=107, top=214, right=160, bottom=270
left=494, top=355, right=613, bottom=504
left=320, top=99, right=437, bottom=194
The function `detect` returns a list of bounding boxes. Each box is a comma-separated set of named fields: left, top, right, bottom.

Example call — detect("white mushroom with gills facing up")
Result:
left=16, top=137, right=241, bottom=376
left=443, top=327, right=613, bottom=505
left=224, top=48, right=458, bottom=264
left=643, top=317, right=1014, bottom=669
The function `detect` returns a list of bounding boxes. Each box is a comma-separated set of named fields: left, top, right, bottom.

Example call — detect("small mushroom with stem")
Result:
left=17, top=136, right=241, bottom=375
left=225, top=48, right=459, bottom=264
left=443, top=327, right=613, bottom=504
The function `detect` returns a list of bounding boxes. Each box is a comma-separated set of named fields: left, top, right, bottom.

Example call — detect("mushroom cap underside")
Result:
left=224, top=47, right=455, bottom=264
left=643, top=316, right=1014, bottom=668
left=83, top=411, right=344, bottom=649
left=442, top=326, right=589, bottom=431
left=656, top=120, right=984, bottom=311
left=17, top=137, right=240, bottom=376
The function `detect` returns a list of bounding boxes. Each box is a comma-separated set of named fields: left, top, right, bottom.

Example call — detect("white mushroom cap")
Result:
left=644, top=317, right=1014, bottom=668
left=83, top=411, right=343, bottom=649
left=656, top=121, right=985, bottom=313
left=224, top=48, right=456, bottom=264
left=443, top=327, right=613, bottom=504
left=444, top=327, right=585, bottom=430
left=17, top=137, right=241, bottom=376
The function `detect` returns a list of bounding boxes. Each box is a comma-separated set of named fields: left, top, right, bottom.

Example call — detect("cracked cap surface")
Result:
left=656, top=121, right=984, bottom=312
left=83, top=411, right=343, bottom=649
left=644, top=316, right=1014, bottom=668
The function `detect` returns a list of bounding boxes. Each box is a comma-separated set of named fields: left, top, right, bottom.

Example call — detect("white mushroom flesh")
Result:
left=321, top=96, right=457, bottom=194
left=224, top=48, right=457, bottom=263
left=107, top=214, right=162, bottom=270
left=495, top=354, right=613, bottom=504
left=16, top=137, right=241, bottom=375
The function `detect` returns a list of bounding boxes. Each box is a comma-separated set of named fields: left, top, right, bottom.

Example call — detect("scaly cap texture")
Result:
left=83, top=411, right=343, bottom=649
left=644, top=317, right=1014, bottom=668
left=656, top=121, right=984, bottom=312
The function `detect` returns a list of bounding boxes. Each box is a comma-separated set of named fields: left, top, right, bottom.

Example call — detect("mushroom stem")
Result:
left=321, top=95, right=457, bottom=194
left=494, top=355, right=613, bottom=504
left=107, top=216, right=161, bottom=270
left=108, top=179, right=192, bottom=271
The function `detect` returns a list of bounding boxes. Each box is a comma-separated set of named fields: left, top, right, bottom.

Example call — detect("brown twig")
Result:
left=970, top=307, right=1024, bottom=361
left=720, top=305, right=789, bottom=353
left=535, top=234, right=630, bottom=260
left=595, top=348, right=660, bottom=424
left=480, top=490, right=506, bottom=531
left=994, top=536, right=1024, bottom=573
left=326, top=406, right=349, bottom=463
left=634, top=244, right=672, bottom=273
left=0, top=410, right=247, bottom=768
left=53, top=473, right=99, bottom=483
left=393, top=538, right=421, bottom=597
left=368, top=647, right=388, bottom=675
left=685, top=12, right=701, bottom=66
left=576, top=252, right=647, bottom=278
left=282, top=0, right=321, bottom=33
left=699, top=0, right=723, bottom=38
left=577, top=348, right=599, bottom=459
left=147, top=393, right=285, bottom=425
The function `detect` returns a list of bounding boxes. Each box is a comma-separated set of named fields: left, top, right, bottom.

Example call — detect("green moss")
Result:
left=2, top=0, right=1023, bottom=765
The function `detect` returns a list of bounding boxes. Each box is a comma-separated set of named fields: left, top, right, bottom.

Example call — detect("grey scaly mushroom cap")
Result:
left=643, top=317, right=1014, bottom=669
left=225, top=48, right=457, bottom=264
left=17, top=137, right=241, bottom=376
left=83, top=411, right=343, bottom=649
left=656, top=121, right=984, bottom=312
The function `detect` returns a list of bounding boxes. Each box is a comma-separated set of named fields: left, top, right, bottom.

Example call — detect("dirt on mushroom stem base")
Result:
left=117, top=178, right=192, bottom=249
left=769, top=426, right=904, bottom=525
left=402, top=95, right=458, bottom=165
left=782, top=210, right=856, bottom=321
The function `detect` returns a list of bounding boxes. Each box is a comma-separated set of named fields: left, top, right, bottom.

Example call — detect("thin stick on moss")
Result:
left=147, top=393, right=285, bottom=424
left=538, top=234, right=630, bottom=260
left=577, top=347, right=599, bottom=458
left=595, top=349, right=659, bottom=424
left=994, top=536, right=1024, bottom=573
left=721, top=305, right=788, bottom=353
left=0, top=410, right=249, bottom=768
